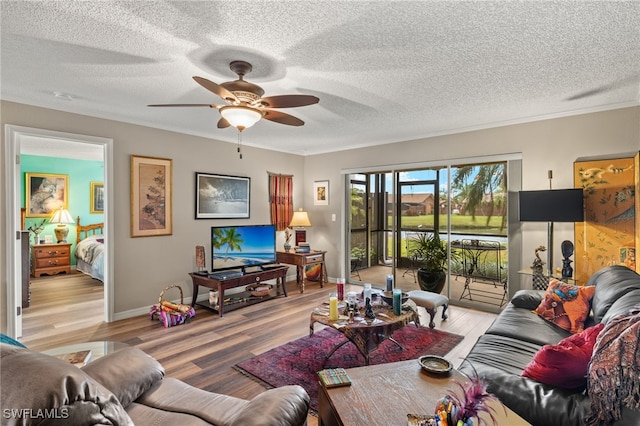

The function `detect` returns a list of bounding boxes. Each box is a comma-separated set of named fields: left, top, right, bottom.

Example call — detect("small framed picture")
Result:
left=314, top=180, right=329, bottom=206
left=44, top=235, right=53, bottom=244
left=90, top=182, right=104, bottom=214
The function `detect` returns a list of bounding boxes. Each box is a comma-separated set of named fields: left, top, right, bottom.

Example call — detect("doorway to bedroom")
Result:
left=20, top=140, right=105, bottom=341
left=5, top=125, right=113, bottom=340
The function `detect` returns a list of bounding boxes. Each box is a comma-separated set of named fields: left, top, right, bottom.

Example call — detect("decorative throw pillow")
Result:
left=534, top=279, right=596, bottom=333
left=522, top=323, right=603, bottom=390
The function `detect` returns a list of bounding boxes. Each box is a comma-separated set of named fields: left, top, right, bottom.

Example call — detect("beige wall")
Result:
left=1, top=101, right=305, bottom=333
left=2, top=101, right=639, bottom=333
left=302, top=106, right=639, bottom=284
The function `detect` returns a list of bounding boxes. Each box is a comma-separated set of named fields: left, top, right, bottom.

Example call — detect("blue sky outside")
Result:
left=383, top=168, right=480, bottom=195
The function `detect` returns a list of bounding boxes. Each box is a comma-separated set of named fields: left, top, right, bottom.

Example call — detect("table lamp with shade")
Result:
left=50, top=207, right=74, bottom=243
left=289, top=209, right=312, bottom=246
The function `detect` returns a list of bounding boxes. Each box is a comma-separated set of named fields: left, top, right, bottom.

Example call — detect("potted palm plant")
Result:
left=409, top=232, right=452, bottom=294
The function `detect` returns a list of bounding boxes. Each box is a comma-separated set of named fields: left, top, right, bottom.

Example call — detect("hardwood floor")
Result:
left=21, top=272, right=497, bottom=425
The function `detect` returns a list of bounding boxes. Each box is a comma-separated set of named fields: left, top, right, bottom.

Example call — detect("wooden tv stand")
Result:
left=189, top=265, right=288, bottom=317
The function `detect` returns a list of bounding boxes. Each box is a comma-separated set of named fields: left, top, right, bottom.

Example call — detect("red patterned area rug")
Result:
left=234, top=325, right=464, bottom=413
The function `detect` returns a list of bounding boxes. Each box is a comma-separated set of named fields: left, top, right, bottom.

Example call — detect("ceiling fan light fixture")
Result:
left=220, top=105, right=262, bottom=131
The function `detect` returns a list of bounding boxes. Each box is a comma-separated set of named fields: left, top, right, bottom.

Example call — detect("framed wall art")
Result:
left=131, top=155, right=172, bottom=237
left=25, top=172, right=69, bottom=217
left=90, top=182, right=104, bottom=214
left=195, top=172, right=250, bottom=219
left=314, top=180, right=329, bottom=206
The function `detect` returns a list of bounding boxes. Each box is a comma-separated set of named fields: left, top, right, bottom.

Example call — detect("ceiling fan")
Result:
left=148, top=60, right=319, bottom=132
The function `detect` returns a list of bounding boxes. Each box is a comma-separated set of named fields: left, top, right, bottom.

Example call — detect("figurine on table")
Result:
left=532, top=245, right=548, bottom=290
left=364, top=298, right=376, bottom=320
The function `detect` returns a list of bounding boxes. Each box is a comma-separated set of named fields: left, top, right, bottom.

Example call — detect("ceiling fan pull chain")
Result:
left=237, top=131, right=243, bottom=159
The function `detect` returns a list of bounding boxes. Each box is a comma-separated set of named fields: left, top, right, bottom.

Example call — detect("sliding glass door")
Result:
left=346, top=160, right=509, bottom=312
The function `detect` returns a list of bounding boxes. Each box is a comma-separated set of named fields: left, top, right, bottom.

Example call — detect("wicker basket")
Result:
left=246, top=283, right=273, bottom=297
left=149, top=284, right=195, bottom=328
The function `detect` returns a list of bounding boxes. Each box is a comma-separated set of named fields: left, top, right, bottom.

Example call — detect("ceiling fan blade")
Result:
left=217, top=117, right=231, bottom=129
left=258, top=94, right=319, bottom=108
left=193, top=76, right=238, bottom=103
left=148, top=103, right=218, bottom=108
left=262, top=110, right=305, bottom=126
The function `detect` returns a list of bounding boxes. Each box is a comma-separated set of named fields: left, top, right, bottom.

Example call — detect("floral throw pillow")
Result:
left=533, top=279, right=595, bottom=333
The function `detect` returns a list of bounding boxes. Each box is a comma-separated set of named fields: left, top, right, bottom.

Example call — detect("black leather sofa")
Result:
left=459, top=265, right=640, bottom=425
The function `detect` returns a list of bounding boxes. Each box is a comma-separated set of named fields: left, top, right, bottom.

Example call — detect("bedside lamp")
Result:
left=289, top=209, right=312, bottom=246
left=50, top=208, right=74, bottom=243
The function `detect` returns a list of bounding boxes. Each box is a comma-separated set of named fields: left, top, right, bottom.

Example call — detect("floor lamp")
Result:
left=519, top=188, right=584, bottom=277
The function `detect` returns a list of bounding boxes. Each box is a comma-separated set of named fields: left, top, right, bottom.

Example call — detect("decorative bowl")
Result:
left=380, top=291, right=409, bottom=305
left=418, top=355, right=453, bottom=375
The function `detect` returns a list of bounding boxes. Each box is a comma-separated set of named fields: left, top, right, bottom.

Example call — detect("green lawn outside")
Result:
left=394, top=214, right=507, bottom=235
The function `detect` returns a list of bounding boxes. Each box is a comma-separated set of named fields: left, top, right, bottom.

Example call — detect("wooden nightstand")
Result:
left=31, top=243, right=71, bottom=277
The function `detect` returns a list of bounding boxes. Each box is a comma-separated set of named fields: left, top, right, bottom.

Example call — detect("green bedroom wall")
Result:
left=21, top=154, right=104, bottom=266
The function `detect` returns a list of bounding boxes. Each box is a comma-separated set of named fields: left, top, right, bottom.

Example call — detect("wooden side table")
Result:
left=276, top=250, right=327, bottom=293
left=31, top=243, right=71, bottom=277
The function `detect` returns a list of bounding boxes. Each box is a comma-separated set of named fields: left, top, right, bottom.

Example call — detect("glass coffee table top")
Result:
left=42, top=341, right=129, bottom=364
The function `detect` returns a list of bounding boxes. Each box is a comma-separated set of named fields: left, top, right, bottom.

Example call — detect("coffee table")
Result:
left=318, top=359, right=530, bottom=426
left=42, top=341, right=129, bottom=364
left=310, top=300, right=420, bottom=365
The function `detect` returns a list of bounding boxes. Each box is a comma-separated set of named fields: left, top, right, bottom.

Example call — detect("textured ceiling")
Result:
left=2, top=1, right=639, bottom=156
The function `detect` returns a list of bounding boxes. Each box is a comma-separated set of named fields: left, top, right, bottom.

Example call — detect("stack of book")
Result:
left=317, top=368, right=352, bottom=388
left=295, top=242, right=311, bottom=253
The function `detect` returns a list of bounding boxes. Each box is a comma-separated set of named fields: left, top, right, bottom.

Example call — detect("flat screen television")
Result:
left=211, top=225, right=276, bottom=272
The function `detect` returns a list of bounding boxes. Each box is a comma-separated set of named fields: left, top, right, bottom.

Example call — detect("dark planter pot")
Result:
left=417, top=269, right=446, bottom=294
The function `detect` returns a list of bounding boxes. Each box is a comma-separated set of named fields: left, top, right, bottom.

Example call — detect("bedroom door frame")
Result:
left=4, top=124, right=114, bottom=338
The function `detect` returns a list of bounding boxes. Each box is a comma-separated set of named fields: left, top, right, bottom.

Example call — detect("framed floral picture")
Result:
left=90, top=182, right=104, bottom=214
left=25, top=172, right=69, bottom=217
left=131, top=155, right=172, bottom=237
left=195, top=172, right=250, bottom=219
left=314, top=180, right=329, bottom=206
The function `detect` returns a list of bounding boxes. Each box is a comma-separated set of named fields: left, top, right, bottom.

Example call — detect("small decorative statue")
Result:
left=284, top=228, right=292, bottom=252
left=195, top=245, right=206, bottom=271
left=561, top=240, right=574, bottom=279
left=364, top=297, right=376, bottom=320
left=28, top=219, right=46, bottom=245
left=532, top=245, right=548, bottom=290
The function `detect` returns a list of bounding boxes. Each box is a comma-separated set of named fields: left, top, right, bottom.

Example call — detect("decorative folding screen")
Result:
left=268, top=173, right=293, bottom=231
left=574, top=152, right=638, bottom=284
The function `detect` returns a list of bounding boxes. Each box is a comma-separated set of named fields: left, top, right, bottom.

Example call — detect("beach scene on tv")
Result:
left=211, top=225, right=276, bottom=270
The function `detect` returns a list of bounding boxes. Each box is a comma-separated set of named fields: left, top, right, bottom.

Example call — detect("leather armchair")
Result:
left=1, top=343, right=309, bottom=425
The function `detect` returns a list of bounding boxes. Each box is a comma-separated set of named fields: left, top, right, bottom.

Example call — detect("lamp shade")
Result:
left=519, top=189, right=584, bottom=222
left=289, top=210, right=312, bottom=227
left=220, top=106, right=262, bottom=131
left=50, top=208, right=74, bottom=224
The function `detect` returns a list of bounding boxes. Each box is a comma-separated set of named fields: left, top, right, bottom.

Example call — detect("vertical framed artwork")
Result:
left=90, top=182, right=104, bottom=214
left=131, top=155, right=172, bottom=237
left=574, top=152, right=638, bottom=283
left=195, top=172, right=250, bottom=219
left=25, top=172, right=69, bottom=217
left=314, top=180, right=329, bottom=206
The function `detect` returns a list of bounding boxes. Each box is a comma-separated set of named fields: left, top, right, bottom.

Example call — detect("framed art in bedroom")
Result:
left=25, top=172, right=69, bottom=217
left=130, top=155, right=172, bottom=237
left=195, top=172, right=250, bottom=219
left=90, top=182, right=104, bottom=214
